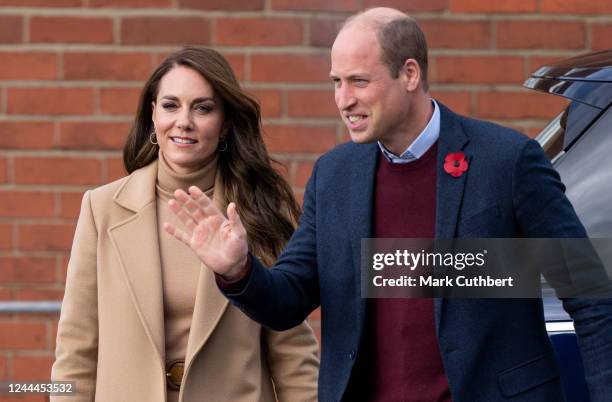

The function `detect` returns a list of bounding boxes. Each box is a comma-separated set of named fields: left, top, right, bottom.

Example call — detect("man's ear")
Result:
left=400, top=58, right=421, bottom=92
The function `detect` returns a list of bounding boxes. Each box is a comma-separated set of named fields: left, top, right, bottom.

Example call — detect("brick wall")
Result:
left=0, top=0, right=611, bottom=399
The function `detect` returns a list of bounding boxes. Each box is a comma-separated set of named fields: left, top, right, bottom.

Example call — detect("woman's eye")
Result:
left=162, top=103, right=177, bottom=110
left=195, top=104, right=212, bottom=113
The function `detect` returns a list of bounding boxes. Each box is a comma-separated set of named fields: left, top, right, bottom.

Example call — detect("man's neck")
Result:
left=381, top=96, right=434, bottom=156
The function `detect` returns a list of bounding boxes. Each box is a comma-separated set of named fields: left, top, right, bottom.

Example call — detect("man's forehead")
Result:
left=330, top=27, right=382, bottom=76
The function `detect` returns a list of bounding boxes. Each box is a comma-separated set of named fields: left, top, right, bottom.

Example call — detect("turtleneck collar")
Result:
left=156, top=151, right=218, bottom=198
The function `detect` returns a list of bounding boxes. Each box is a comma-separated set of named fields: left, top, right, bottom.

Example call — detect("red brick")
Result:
left=0, top=122, right=54, bottom=149
left=13, top=355, right=53, bottom=381
left=30, top=17, right=113, bottom=44
left=309, top=18, right=342, bottom=47
left=363, top=0, right=446, bottom=11
left=0, top=0, right=79, bottom=5
left=90, top=0, right=171, bottom=6
left=435, top=56, right=524, bottom=84
left=527, top=56, right=566, bottom=74
left=14, top=157, right=101, bottom=185
left=216, top=18, right=303, bottom=46
left=0, top=16, right=22, bottom=44
left=50, top=322, right=58, bottom=350
left=308, top=306, right=321, bottom=321
left=271, top=0, right=359, bottom=12
left=18, top=224, right=76, bottom=252
left=64, top=52, right=151, bottom=81
left=450, top=0, right=537, bottom=13
left=497, top=21, right=585, bottom=49
left=293, top=160, right=315, bottom=188
left=0, top=323, right=46, bottom=349
left=431, top=91, right=472, bottom=116
left=0, top=192, right=55, bottom=218
left=58, top=121, right=130, bottom=150
left=0, top=159, right=6, bottom=184
left=60, top=192, right=84, bottom=219
left=0, top=224, right=11, bottom=250
left=476, top=91, right=567, bottom=119
left=263, top=125, right=336, bottom=153
left=420, top=20, right=491, bottom=49
left=0, top=355, right=7, bottom=380
left=287, top=89, right=337, bottom=118
left=7, top=87, right=94, bottom=116
left=0, top=289, right=11, bottom=300
left=60, top=255, right=70, bottom=284
left=591, top=24, right=612, bottom=51
left=121, top=17, right=210, bottom=45
left=107, top=157, right=127, bottom=182
left=247, top=89, right=282, bottom=119
left=540, top=0, right=612, bottom=14
left=221, top=53, right=246, bottom=82
left=0, top=52, right=56, bottom=80
left=15, top=288, right=65, bottom=301
left=100, top=87, right=141, bottom=115
left=0, top=257, right=56, bottom=283
left=251, top=54, right=330, bottom=83
left=179, top=0, right=264, bottom=10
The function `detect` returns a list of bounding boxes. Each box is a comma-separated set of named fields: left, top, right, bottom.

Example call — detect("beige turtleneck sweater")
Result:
left=156, top=152, right=217, bottom=402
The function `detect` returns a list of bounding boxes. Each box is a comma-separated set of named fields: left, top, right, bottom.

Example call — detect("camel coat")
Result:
left=51, top=160, right=319, bottom=402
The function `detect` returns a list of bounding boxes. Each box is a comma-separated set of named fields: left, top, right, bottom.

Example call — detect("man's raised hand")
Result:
left=164, top=185, right=249, bottom=280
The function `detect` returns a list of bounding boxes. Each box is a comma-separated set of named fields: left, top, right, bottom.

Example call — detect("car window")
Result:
left=554, top=106, right=612, bottom=237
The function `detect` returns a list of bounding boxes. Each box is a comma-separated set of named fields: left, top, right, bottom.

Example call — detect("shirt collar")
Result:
left=378, top=99, right=440, bottom=164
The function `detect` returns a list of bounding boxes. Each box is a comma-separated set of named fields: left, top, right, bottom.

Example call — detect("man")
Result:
left=166, top=8, right=611, bottom=402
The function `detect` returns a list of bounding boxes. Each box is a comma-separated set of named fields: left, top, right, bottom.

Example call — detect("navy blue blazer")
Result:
left=225, top=104, right=612, bottom=402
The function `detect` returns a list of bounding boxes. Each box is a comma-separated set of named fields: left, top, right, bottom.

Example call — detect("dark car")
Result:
left=524, top=48, right=612, bottom=402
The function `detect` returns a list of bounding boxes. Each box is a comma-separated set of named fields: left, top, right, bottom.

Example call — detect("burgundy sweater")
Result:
left=347, top=143, right=452, bottom=402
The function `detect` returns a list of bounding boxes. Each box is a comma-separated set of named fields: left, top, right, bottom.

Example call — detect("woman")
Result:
left=51, top=47, right=319, bottom=402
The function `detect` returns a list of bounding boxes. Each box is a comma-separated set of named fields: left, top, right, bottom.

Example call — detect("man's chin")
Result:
left=349, top=131, right=376, bottom=144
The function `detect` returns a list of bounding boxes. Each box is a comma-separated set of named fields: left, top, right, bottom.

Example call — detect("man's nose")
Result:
left=335, top=86, right=356, bottom=111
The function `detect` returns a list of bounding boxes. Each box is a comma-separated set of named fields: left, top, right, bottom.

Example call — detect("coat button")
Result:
left=349, top=350, right=356, bottom=360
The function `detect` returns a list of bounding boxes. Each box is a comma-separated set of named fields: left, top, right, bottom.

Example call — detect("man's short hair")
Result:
left=377, top=17, right=429, bottom=91
left=343, top=14, right=429, bottom=91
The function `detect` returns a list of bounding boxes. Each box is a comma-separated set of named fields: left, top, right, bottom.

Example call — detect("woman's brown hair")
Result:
left=123, top=46, right=301, bottom=264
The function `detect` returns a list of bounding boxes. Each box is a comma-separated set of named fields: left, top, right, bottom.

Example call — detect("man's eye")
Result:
left=354, top=79, right=368, bottom=86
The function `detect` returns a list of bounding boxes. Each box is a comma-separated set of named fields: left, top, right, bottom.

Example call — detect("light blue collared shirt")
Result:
left=378, top=99, right=440, bottom=164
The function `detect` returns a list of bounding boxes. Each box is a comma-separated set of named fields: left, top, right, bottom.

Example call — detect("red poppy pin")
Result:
left=444, top=152, right=468, bottom=178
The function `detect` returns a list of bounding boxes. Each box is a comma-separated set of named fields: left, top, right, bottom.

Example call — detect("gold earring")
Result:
left=149, top=130, right=158, bottom=145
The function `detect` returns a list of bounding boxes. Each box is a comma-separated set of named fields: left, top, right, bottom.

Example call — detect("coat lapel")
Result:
left=434, top=104, right=470, bottom=335
left=184, top=171, right=229, bottom=368
left=349, top=143, right=379, bottom=342
left=108, top=161, right=166, bottom=362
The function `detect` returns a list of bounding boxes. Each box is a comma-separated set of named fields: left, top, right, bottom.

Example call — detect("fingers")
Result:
left=163, top=222, right=191, bottom=246
left=227, top=203, right=245, bottom=233
left=168, top=199, right=198, bottom=231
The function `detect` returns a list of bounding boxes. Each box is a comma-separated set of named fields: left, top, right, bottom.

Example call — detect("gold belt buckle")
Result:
left=166, top=360, right=185, bottom=391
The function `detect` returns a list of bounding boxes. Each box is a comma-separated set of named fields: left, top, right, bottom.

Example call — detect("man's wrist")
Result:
left=221, top=255, right=249, bottom=282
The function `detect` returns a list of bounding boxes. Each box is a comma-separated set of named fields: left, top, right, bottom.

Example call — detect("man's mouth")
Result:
left=348, top=115, right=366, bottom=123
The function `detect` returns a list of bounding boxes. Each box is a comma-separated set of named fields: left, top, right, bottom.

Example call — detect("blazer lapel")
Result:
left=184, top=171, right=229, bottom=369
left=108, top=161, right=166, bottom=362
left=434, top=104, right=470, bottom=336
left=349, top=143, right=379, bottom=342
left=435, top=104, right=470, bottom=239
